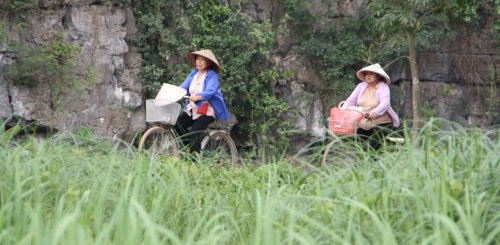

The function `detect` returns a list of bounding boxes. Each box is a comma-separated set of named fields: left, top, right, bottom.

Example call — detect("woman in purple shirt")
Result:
left=345, top=63, right=400, bottom=149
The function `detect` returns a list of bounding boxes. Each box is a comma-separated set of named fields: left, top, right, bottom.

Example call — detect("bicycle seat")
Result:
left=208, top=112, right=237, bottom=130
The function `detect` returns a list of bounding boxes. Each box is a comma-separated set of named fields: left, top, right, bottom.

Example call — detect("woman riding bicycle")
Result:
left=175, top=49, right=229, bottom=153
left=345, top=63, right=400, bottom=150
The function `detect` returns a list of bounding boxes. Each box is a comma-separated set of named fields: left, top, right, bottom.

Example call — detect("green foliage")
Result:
left=283, top=0, right=317, bottom=35
left=44, top=38, right=80, bottom=63
left=368, top=0, right=488, bottom=129
left=485, top=77, right=499, bottom=123
left=1, top=34, right=92, bottom=112
left=0, top=120, right=22, bottom=144
left=74, top=128, right=95, bottom=138
left=492, top=0, right=500, bottom=44
left=109, top=0, right=131, bottom=6
left=0, top=22, right=9, bottom=46
left=85, top=66, right=96, bottom=83
left=3, top=43, right=47, bottom=87
left=3, top=34, right=81, bottom=87
left=444, top=0, right=485, bottom=23
left=368, top=0, right=486, bottom=49
left=442, top=85, right=451, bottom=95
left=0, top=0, right=38, bottom=12
left=134, top=0, right=291, bottom=153
left=420, top=101, right=437, bottom=119
left=0, top=1, right=37, bottom=27
left=283, top=1, right=380, bottom=107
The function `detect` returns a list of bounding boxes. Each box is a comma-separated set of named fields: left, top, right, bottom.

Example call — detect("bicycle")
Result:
left=138, top=98, right=238, bottom=166
left=321, top=104, right=405, bottom=167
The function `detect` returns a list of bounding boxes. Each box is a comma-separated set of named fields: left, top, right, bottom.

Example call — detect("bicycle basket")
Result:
left=146, top=99, right=181, bottom=125
left=328, top=101, right=364, bottom=136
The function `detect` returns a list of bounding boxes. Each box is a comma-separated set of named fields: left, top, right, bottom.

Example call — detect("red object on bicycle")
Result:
left=329, top=101, right=364, bottom=136
left=197, top=101, right=209, bottom=115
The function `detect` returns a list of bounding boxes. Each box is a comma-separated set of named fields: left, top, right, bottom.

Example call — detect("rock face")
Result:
left=0, top=3, right=143, bottom=137
left=275, top=55, right=326, bottom=137
left=389, top=16, right=500, bottom=128
left=265, top=0, right=499, bottom=135
left=0, top=0, right=498, bottom=142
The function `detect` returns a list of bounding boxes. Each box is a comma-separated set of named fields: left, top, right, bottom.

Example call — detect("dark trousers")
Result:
left=175, top=112, right=215, bottom=153
left=356, top=123, right=400, bottom=150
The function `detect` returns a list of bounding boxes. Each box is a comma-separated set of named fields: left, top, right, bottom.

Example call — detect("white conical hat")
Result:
left=356, top=63, right=391, bottom=84
left=154, top=83, right=187, bottom=106
left=187, top=49, right=221, bottom=73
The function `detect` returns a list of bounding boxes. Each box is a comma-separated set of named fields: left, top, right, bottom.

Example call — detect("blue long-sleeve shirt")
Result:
left=179, top=68, right=229, bottom=121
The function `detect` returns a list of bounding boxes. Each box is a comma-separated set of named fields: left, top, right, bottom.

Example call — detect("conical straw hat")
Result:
left=154, top=83, right=187, bottom=106
left=356, top=63, right=391, bottom=84
left=187, top=49, right=221, bottom=73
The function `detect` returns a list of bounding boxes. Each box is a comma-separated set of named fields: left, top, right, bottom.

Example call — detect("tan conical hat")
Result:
left=187, top=49, right=221, bottom=73
left=356, top=63, right=391, bottom=84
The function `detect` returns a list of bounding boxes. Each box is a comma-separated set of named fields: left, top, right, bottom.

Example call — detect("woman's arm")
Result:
left=179, top=69, right=197, bottom=92
left=198, top=71, right=219, bottom=101
left=346, top=83, right=365, bottom=106
left=372, top=83, right=391, bottom=116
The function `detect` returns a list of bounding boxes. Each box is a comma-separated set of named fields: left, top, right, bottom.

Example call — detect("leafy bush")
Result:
left=1, top=33, right=93, bottom=111
left=0, top=0, right=38, bottom=12
left=3, top=34, right=81, bottom=87
left=283, top=1, right=404, bottom=111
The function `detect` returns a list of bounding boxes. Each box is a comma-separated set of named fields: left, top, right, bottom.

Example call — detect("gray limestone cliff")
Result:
left=0, top=0, right=498, bottom=142
left=1, top=1, right=143, bottom=138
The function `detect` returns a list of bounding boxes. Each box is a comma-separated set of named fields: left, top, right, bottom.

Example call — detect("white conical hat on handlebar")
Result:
left=356, top=63, right=391, bottom=84
left=154, top=83, right=187, bottom=106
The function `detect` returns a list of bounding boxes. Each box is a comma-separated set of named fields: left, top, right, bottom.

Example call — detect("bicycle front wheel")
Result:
left=138, top=126, right=180, bottom=158
left=200, top=131, right=238, bottom=166
left=321, top=138, right=359, bottom=167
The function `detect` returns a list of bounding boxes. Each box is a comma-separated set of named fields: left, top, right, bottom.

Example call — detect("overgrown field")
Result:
left=1, top=121, right=499, bottom=244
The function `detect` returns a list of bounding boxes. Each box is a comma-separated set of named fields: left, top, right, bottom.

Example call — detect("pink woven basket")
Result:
left=328, top=101, right=364, bottom=136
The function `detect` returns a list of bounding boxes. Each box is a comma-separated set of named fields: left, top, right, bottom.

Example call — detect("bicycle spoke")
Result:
left=139, top=126, right=179, bottom=157
left=322, top=139, right=359, bottom=167
left=201, top=131, right=238, bottom=166
left=149, top=133, right=175, bottom=154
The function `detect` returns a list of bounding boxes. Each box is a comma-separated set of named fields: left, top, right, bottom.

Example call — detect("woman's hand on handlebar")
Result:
left=189, top=95, right=202, bottom=102
left=364, top=111, right=376, bottom=120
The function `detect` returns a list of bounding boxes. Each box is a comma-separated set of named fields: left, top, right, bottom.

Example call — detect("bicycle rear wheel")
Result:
left=200, top=131, right=238, bottom=166
left=321, top=138, right=359, bottom=167
left=138, top=126, right=180, bottom=157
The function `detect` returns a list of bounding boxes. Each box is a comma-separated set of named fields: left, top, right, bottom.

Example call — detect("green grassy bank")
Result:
left=0, top=121, right=499, bottom=244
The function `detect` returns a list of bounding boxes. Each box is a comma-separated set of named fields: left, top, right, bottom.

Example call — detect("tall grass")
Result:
left=0, top=119, right=499, bottom=244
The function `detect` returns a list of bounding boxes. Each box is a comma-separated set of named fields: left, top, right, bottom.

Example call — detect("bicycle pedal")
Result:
left=386, top=136, right=405, bottom=144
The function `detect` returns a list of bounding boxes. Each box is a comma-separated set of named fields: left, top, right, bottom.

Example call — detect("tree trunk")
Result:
left=406, top=29, right=420, bottom=142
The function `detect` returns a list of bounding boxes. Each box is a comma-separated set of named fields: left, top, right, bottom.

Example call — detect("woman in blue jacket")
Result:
left=176, top=49, right=229, bottom=153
